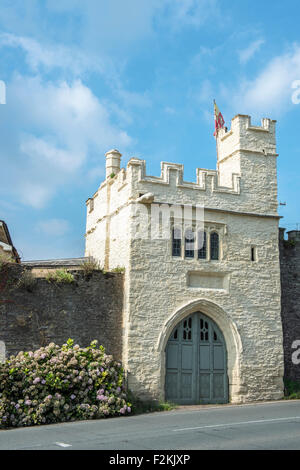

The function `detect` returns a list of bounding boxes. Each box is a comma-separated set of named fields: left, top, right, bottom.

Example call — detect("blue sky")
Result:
left=0, top=0, right=299, bottom=260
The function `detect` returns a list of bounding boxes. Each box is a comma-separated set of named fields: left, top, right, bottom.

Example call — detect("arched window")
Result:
left=172, top=226, right=182, bottom=257
left=198, top=231, right=206, bottom=259
left=210, top=232, right=219, bottom=260
left=185, top=227, right=195, bottom=258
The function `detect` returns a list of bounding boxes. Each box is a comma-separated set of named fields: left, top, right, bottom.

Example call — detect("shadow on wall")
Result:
left=0, top=264, right=124, bottom=361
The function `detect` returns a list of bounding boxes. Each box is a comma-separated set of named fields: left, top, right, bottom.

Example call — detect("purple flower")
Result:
left=127, top=407, right=131, bottom=413
left=25, top=400, right=32, bottom=406
left=70, top=394, right=76, bottom=400
left=15, top=404, right=20, bottom=410
left=97, top=394, right=108, bottom=401
left=119, top=408, right=125, bottom=414
left=33, top=377, right=40, bottom=384
left=41, top=380, right=46, bottom=385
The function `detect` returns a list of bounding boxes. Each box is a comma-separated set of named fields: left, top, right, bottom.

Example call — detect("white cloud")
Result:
left=18, top=184, right=54, bottom=210
left=0, top=32, right=151, bottom=119
left=47, top=0, right=220, bottom=42
left=20, top=136, right=84, bottom=172
left=238, top=39, right=265, bottom=64
left=0, top=0, right=223, bottom=212
left=0, top=32, right=101, bottom=75
left=229, top=45, right=300, bottom=117
left=46, top=0, right=161, bottom=50
left=36, top=219, right=70, bottom=236
left=160, top=0, right=221, bottom=30
left=0, top=75, right=132, bottom=208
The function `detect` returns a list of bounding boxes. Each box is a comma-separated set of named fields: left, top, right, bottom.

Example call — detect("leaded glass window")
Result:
left=172, top=227, right=181, bottom=257
left=198, top=231, right=206, bottom=259
left=210, top=232, right=219, bottom=260
left=185, top=228, right=195, bottom=258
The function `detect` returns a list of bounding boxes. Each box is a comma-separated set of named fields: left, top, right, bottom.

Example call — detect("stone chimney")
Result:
left=105, top=149, right=122, bottom=179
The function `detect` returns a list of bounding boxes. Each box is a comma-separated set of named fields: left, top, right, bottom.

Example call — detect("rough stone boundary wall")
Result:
left=279, top=230, right=300, bottom=383
left=0, top=265, right=124, bottom=361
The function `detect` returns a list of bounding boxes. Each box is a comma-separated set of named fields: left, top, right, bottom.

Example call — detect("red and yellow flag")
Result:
left=213, top=100, right=225, bottom=137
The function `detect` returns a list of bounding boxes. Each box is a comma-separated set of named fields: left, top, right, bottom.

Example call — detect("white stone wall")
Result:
left=85, top=113, right=284, bottom=403
left=124, top=212, right=283, bottom=403
left=85, top=168, right=132, bottom=269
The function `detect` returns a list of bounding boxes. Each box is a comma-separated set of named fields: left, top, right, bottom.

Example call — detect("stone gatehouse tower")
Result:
left=85, top=114, right=284, bottom=404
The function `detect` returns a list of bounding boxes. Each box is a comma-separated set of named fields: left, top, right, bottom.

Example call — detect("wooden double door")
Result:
left=165, top=312, right=228, bottom=404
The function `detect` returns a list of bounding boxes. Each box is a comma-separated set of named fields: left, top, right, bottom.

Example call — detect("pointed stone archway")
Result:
left=165, top=311, right=228, bottom=404
left=157, top=299, right=243, bottom=404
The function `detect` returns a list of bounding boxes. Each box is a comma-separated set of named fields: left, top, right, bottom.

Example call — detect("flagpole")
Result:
left=214, top=99, right=220, bottom=171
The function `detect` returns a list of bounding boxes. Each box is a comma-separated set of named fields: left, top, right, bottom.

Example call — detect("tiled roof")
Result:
left=22, top=257, right=93, bottom=267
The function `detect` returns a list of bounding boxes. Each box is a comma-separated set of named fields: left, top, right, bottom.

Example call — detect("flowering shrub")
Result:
left=0, top=339, right=131, bottom=428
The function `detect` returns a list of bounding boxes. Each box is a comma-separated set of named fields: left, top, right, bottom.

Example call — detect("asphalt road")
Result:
left=1, top=400, right=300, bottom=450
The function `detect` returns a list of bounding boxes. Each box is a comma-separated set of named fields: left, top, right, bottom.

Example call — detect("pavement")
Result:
left=1, top=399, right=300, bottom=450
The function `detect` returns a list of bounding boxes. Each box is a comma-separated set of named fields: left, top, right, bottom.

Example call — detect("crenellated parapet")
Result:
left=217, top=114, right=277, bottom=164
left=85, top=112, right=279, bottom=243
left=126, top=158, right=240, bottom=195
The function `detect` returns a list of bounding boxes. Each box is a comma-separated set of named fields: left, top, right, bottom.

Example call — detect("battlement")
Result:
left=127, top=158, right=240, bottom=195
left=217, top=114, right=277, bottom=163
left=86, top=113, right=279, bottom=225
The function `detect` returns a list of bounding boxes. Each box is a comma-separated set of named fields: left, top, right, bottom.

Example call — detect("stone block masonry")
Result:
left=85, top=114, right=285, bottom=404
left=0, top=265, right=124, bottom=361
left=279, top=229, right=300, bottom=383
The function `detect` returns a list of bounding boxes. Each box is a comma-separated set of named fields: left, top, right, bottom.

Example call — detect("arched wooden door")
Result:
left=165, top=312, right=228, bottom=404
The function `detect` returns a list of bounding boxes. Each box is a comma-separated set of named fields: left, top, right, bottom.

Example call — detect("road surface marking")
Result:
left=173, top=416, right=300, bottom=432
left=55, top=442, right=72, bottom=447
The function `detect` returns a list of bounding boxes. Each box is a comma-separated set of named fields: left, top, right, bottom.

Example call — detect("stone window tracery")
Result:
left=198, top=231, right=207, bottom=259
left=172, top=226, right=182, bottom=257
left=210, top=232, right=219, bottom=260
left=184, top=228, right=195, bottom=258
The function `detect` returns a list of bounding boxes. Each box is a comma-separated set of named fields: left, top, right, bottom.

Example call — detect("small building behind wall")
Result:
left=0, top=220, right=20, bottom=263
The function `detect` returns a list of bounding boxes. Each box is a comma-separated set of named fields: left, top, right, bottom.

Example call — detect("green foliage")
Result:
left=80, top=258, right=103, bottom=276
left=284, top=379, right=300, bottom=399
left=46, top=269, right=75, bottom=284
left=0, top=339, right=131, bottom=428
left=0, top=251, right=15, bottom=269
left=110, top=172, right=116, bottom=178
left=111, top=266, right=125, bottom=273
left=16, top=269, right=36, bottom=291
